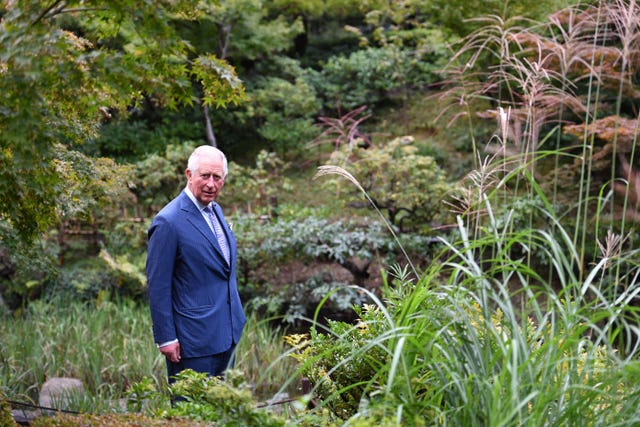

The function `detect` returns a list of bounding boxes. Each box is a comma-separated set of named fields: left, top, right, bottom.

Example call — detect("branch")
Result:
left=31, top=2, right=108, bottom=26
left=30, top=0, right=65, bottom=27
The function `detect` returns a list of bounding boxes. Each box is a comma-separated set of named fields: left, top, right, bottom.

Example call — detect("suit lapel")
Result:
left=176, top=192, right=232, bottom=269
left=178, top=193, right=223, bottom=256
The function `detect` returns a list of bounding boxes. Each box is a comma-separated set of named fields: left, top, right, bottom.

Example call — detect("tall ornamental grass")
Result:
left=296, top=3, right=640, bottom=424
left=0, top=300, right=297, bottom=412
left=0, top=299, right=163, bottom=408
left=292, top=176, right=640, bottom=425
left=440, top=0, right=640, bottom=274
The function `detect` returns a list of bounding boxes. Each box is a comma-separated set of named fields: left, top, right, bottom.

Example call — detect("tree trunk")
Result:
left=201, top=102, right=217, bottom=147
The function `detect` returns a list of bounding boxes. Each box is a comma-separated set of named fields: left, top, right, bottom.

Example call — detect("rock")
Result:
left=39, top=377, right=85, bottom=412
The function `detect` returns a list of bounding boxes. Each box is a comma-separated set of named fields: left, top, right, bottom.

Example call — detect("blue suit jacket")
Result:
left=146, top=191, right=246, bottom=358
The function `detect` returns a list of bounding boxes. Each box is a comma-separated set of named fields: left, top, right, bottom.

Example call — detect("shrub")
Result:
left=248, top=75, right=321, bottom=158
left=309, top=45, right=443, bottom=111
left=0, top=224, right=59, bottom=310
left=233, top=210, right=439, bottom=322
left=288, top=266, right=632, bottom=423
left=249, top=276, right=367, bottom=325
left=286, top=304, right=391, bottom=420
left=132, top=141, right=197, bottom=214
left=159, top=369, right=286, bottom=427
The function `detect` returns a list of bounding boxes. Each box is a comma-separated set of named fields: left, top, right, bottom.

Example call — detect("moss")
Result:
left=0, top=393, right=18, bottom=427
left=29, top=412, right=207, bottom=427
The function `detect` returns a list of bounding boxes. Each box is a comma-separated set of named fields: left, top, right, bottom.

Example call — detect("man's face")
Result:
left=186, top=154, right=226, bottom=205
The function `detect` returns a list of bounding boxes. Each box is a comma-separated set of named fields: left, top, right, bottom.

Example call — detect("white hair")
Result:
left=187, top=145, right=228, bottom=178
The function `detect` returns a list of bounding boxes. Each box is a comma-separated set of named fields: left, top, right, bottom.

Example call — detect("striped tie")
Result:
left=205, top=205, right=230, bottom=264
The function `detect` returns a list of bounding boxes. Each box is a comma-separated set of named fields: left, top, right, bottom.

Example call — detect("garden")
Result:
left=2, top=0, right=640, bottom=426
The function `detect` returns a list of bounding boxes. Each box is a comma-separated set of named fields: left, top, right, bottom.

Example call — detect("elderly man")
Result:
left=146, top=145, right=246, bottom=383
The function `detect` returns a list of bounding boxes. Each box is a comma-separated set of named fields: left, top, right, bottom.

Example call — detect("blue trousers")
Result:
left=166, top=345, right=236, bottom=384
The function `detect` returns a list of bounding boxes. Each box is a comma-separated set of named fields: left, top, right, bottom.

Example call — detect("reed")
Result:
left=235, top=312, right=301, bottom=401
left=0, top=299, right=296, bottom=413
left=303, top=3, right=640, bottom=423
left=303, top=171, right=640, bottom=424
left=0, top=298, right=163, bottom=404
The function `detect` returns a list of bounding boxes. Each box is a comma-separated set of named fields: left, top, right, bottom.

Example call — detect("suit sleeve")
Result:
left=146, top=215, right=179, bottom=345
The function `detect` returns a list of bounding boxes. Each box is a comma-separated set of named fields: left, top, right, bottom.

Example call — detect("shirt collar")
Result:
left=184, top=186, right=213, bottom=211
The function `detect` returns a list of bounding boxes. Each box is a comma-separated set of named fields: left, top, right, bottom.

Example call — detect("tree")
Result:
left=170, top=0, right=304, bottom=147
left=0, top=0, right=245, bottom=241
left=420, top=0, right=575, bottom=37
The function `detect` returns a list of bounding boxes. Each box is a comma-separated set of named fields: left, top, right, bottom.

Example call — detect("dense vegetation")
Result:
left=3, top=0, right=640, bottom=425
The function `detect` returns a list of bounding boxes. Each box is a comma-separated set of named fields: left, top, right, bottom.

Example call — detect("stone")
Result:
left=38, top=377, right=85, bottom=412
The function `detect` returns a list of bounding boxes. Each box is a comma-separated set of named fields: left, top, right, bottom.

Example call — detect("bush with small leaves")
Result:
left=286, top=304, right=390, bottom=420
left=162, top=369, right=286, bottom=427
left=324, top=136, right=457, bottom=233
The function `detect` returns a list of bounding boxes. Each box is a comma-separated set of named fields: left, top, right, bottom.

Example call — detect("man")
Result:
left=146, top=145, right=246, bottom=383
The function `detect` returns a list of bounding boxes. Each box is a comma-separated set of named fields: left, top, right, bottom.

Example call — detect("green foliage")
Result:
left=0, top=0, right=244, bottom=241
left=0, top=299, right=162, bottom=402
left=250, top=75, right=321, bottom=156
left=0, top=390, right=17, bottom=427
left=1, top=142, right=132, bottom=244
left=234, top=312, right=301, bottom=400
left=132, top=141, right=197, bottom=213
left=194, top=54, right=246, bottom=108
left=224, top=56, right=322, bottom=158
left=250, top=275, right=367, bottom=324
left=232, top=212, right=436, bottom=323
left=305, top=0, right=452, bottom=112
left=309, top=45, right=442, bottom=112
left=161, top=369, right=286, bottom=427
left=323, top=136, right=457, bottom=232
left=300, top=19, right=362, bottom=69
left=424, top=0, right=575, bottom=37
left=105, top=220, right=150, bottom=259
left=82, top=107, right=205, bottom=162
left=1, top=301, right=300, bottom=419
left=287, top=235, right=638, bottom=424
left=267, top=0, right=363, bottom=18
left=125, top=376, right=157, bottom=413
left=44, top=250, right=146, bottom=302
left=0, top=142, right=143, bottom=306
left=224, top=150, right=294, bottom=213
left=53, top=145, right=135, bottom=225
left=286, top=304, right=390, bottom=420
left=9, top=1, right=640, bottom=425
left=0, top=225, right=59, bottom=310
left=30, top=413, right=205, bottom=427
left=197, top=0, right=304, bottom=63
left=234, top=213, right=393, bottom=270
